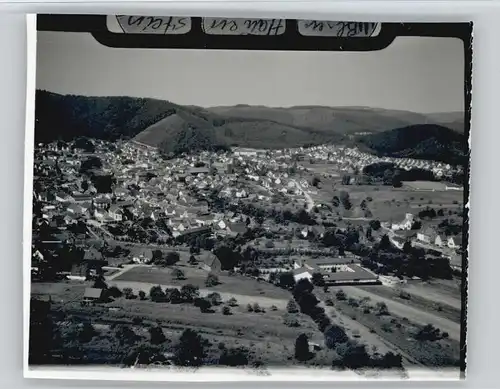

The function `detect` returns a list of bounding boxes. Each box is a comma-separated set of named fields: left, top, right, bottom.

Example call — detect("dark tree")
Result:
left=152, top=250, right=163, bottom=262
left=297, top=292, right=319, bottom=314
left=311, top=272, right=325, bottom=286
left=149, top=285, right=166, bottom=302
left=339, top=191, right=352, bottom=210
left=369, top=220, right=381, bottom=231
left=175, top=329, right=205, bottom=366
left=379, top=235, right=391, bottom=250
left=294, top=334, right=311, bottom=361
left=115, top=325, right=137, bottom=346
left=180, top=284, right=199, bottom=302
left=149, top=325, right=166, bottom=345
left=324, top=325, right=349, bottom=349
left=93, top=274, right=108, bottom=289
left=219, top=347, right=249, bottom=366
left=278, top=272, right=296, bottom=289
left=293, top=278, right=314, bottom=299
left=165, top=252, right=180, bottom=265
left=311, top=176, right=321, bottom=187
left=194, top=298, right=212, bottom=313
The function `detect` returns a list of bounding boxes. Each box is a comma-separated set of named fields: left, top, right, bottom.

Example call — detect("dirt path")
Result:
left=106, top=264, right=145, bottom=281
left=344, top=286, right=461, bottom=341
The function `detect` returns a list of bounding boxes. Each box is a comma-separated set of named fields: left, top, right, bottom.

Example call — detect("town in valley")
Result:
left=30, top=133, right=466, bottom=373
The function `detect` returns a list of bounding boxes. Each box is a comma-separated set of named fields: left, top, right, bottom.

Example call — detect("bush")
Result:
left=207, top=292, right=222, bottom=306
left=253, top=303, right=262, bottom=313
left=376, top=302, right=389, bottom=316
left=415, top=324, right=442, bottom=341
left=374, top=352, right=403, bottom=369
left=286, top=299, right=299, bottom=313
left=347, top=298, right=359, bottom=307
left=283, top=314, right=300, bottom=327
left=227, top=297, right=238, bottom=307
left=270, top=305, right=278, bottom=311
left=381, top=323, right=392, bottom=333
left=399, top=291, right=411, bottom=300
left=138, top=290, right=146, bottom=300
left=247, top=303, right=254, bottom=312
left=265, top=240, right=275, bottom=249
left=123, top=287, right=135, bottom=299
left=336, top=289, right=347, bottom=301
left=205, top=273, right=219, bottom=287
left=222, top=306, right=232, bottom=315
left=172, top=268, right=185, bottom=280
left=325, top=298, right=334, bottom=307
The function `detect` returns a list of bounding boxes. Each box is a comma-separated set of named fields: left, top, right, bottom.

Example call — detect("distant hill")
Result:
left=35, top=90, right=180, bottom=142
left=357, top=124, right=467, bottom=165
left=35, top=90, right=465, bottom=157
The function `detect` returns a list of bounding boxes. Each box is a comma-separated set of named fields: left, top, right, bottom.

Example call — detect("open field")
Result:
left=400, top=279, right=463, bottom=310
left=319, top=291, right=460, bottom=367
left=402, top=181, right=462, bottom=191
left=305, top=177, right=464, bottom=222
left=112, top=265, right=292, bottom=302
left=355, top=285, right=462, bottom=323
left=31, top=281, right=332, bottom=366
left=339, top=286, right=461, bottom=341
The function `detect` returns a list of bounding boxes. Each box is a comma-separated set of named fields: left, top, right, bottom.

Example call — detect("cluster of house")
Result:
left=342, top=147, right=462, bottom=178
left=387, top=213, right=463, bottom=252
left=34, top=140, right=322, bottom=243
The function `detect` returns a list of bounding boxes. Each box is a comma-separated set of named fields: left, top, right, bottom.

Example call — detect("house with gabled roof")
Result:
left=417, top=227, right=437, bottom=244
left=83, top=288, right=105, bottom=304
left=435, top=234, right=445, bottom=247
left=447, top=235, right=463, bottom=250
left=108, top=204, right=123, bottom=221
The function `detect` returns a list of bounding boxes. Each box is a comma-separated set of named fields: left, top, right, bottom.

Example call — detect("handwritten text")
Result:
left=298, top=21, right=379, bottom=37
left=116, top=16, right=191, bottom=34
left=203, top=18, right=286, bottom=36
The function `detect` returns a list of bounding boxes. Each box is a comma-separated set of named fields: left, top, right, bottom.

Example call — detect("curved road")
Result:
left=292, top=179, right=314, bottom=212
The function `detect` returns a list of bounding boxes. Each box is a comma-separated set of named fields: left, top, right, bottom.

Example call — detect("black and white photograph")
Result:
left=26, top=15, right=471, bottom=380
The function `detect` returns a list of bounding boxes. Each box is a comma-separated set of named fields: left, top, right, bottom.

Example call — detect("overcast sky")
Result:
left=36, top=31, right=465, bottom=113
